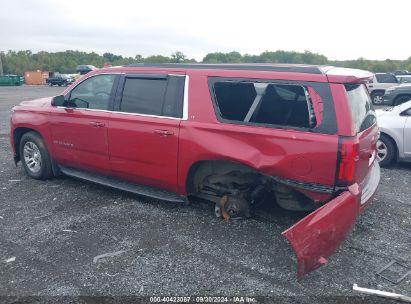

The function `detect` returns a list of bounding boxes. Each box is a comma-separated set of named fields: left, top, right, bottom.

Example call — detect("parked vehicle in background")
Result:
left=76, top=65, right=97, bottom=75
left=376, top=100, right=411, bottom=166
left=366, top=73, right=399, bottom=105
left=396, top=75, right=411, bottom=83
left=393, top=70, right=409, bottom=75
left=9, top=64, right=380, bottom=278
left=46, top=75, right=75, bottom=87
left=383, top=83, right=411, bottom=106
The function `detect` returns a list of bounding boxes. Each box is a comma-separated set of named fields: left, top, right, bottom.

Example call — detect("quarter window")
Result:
left=68, top=74, right=116, bottom=110
left=212, top=81, right=317, bottom=129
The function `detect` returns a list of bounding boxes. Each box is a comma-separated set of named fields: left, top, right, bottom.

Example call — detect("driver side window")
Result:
left=68, top=74, right=116, bottom=110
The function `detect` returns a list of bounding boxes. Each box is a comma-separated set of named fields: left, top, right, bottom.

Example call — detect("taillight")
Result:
left=337, top=138, right=359, bottom=186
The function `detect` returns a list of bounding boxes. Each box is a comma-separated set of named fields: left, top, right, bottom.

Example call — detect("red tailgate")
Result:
left=282, top=188, right=359, bottom=278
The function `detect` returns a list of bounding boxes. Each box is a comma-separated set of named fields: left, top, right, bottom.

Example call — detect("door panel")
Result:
left=50, top=108, right=110, bottom=174
left=108, top=73, right=185, bottom=193
left=108, top=115, right=180, bottom=192
left=49, top=74, right=118, bottom=174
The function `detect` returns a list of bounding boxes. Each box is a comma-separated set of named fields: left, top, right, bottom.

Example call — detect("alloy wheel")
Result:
left=376, top=140, right=388, bottom=162
left=23, top=141, right=42, bottom=173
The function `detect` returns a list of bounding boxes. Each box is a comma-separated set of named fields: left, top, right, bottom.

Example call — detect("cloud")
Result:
left=1, top=0, right=410, bottom=61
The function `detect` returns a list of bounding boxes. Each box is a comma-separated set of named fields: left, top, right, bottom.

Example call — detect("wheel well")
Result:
left=380, top=132, right=398, bottom=159
left=394, top=94, right=411, bottom=104
left=186, top=160, right=256, bottom=194
left=371, top=90, right=385, bottom=96
left=185, top=160, right=317, bottom=211
left=13, top=128, right=40, bottom=162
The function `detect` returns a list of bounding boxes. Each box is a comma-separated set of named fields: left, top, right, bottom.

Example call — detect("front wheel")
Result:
left=376, top=135, right=396, bottom=167
left=19, top=132, right=54, bottom=180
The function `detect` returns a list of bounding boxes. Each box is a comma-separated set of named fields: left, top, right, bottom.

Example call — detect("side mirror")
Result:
left=51, top=95, right=65, bottom=107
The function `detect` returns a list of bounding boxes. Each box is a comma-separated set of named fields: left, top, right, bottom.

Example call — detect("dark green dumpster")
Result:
left=0, top=75, right=24, bottom=86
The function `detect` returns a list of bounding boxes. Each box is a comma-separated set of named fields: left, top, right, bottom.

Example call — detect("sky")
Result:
left=1, top=0, right=410, bottom=61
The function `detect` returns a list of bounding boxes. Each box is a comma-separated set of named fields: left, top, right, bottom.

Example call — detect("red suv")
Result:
left=10, top=64, right=380, bottom=278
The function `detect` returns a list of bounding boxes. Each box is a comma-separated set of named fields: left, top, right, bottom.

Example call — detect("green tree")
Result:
left=171, top=51, right=187, bottom=63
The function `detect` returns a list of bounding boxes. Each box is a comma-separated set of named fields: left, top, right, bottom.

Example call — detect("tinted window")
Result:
left=120, top=76, right=185, bottom=118
left=68, top=74, right=116, bottom=110
left=213, top=81, right=316, bottom=128
left=398, top=76, right=411, bottom=83
left=120, top=78, right=167, bottom=116
left=375, top=74, right=398, bottom=83
left=345, top=84, right=376, bottom=133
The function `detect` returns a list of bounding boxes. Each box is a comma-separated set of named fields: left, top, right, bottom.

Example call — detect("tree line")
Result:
left=1, top=49, right=411, bottom=75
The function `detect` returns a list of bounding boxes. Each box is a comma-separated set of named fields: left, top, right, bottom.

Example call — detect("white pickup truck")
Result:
left=366, top=73, right=399, bottom=105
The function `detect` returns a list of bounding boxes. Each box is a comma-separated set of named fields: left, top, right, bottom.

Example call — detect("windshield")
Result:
left=345, top=84, right=376, bottom=133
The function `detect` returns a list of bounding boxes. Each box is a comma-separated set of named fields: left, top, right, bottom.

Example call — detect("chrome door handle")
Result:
left=154, top=129, right=174, bottom=136
left=89, top=121, right=105, bottom=127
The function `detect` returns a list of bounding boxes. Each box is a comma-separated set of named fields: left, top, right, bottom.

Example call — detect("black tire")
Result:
left=19, top=132, right=54, bottom=180
left=48, top=82, right=53, bottom=87
left=371, top=91, right=384, bottom=105
left=376, top=134, right=396, bottom=167
left=394, top=95, right=411, bottom=106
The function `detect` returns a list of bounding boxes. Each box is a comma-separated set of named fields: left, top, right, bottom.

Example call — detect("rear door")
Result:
left=108, top=73, right=186, bottom=193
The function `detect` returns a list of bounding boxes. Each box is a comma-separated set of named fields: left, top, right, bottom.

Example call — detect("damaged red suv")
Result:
left=10, top=64, right=380, bottom=278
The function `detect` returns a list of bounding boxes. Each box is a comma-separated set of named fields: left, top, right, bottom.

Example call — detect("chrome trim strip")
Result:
left=55, top=107, right=183, bottom=121
left=183, top=75, right=189, bottom=120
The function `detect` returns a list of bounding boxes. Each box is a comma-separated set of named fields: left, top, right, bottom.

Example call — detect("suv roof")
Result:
left=125, top=63, right=324, bottom=74
left=120, top=63, right=373, bottom=83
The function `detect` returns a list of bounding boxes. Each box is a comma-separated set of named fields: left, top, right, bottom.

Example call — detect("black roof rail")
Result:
left=123, top=63, right=323, bottom=74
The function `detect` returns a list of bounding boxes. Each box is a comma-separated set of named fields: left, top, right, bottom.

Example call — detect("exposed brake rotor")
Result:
left=215, top=195, right=250, bottom=220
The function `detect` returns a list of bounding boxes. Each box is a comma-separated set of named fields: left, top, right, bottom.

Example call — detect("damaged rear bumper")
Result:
left=282, top=161, right=380, bottom=278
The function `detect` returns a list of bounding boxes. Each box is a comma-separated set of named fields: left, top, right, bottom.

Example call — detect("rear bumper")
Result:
left=359, top=161, right=380, bottom=212
left=282, top=161, right=380, bottom=278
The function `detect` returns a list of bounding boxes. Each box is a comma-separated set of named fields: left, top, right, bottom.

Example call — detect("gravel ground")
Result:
left=0, top=86, right=410, bottom=303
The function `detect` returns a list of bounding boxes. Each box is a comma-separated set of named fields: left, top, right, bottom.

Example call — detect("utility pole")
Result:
left=0, top=53, right=3, bottom=75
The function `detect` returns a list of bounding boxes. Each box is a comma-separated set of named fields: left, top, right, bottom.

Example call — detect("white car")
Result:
left=376, top=100, right=411, bottom=166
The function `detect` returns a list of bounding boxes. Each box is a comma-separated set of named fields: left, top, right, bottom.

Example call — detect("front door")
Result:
left=108, top=73, right=186, bottom=193
left=49, top=74, right=118, bottom=174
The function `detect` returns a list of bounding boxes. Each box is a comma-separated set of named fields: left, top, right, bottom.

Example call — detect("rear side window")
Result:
left=120, top=75, right=185, bottom=118
left=345, top=84, right=376, bottom=133
left=121, top=78, right=167, bottom=116
left=375, top=74, right=398, bottom=83
left=212, top=81, right=317, bottom=129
